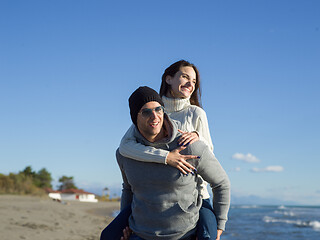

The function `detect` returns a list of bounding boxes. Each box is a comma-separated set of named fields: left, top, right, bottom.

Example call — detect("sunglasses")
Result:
left=139, top=106, right=164, bottom=118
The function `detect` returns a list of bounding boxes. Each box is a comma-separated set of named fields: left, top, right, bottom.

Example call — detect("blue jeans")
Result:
left=197, top=198, right=217, bottom=240
left=129, top=233, right=196, bottom=240
left=129, top=233, right=144, bottom=240
left=100, top=205, right=132, bottom=240
left=100, top=199, right=217, bottom=240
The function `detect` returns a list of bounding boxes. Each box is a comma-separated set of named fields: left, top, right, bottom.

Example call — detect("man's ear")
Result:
left=162, top=114, right=171, bottom=135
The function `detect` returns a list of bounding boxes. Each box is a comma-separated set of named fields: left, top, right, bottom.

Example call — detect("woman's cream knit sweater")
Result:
left=119, top=96, right=214, bottom=199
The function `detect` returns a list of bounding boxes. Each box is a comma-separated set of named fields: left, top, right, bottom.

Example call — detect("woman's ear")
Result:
left=165, top=76, right=172, bottom=85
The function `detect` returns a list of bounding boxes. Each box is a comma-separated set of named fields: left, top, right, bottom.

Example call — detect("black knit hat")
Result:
left=129, top=86, right=164, bottom=125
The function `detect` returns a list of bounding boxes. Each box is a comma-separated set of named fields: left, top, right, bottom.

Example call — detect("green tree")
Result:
left=20, top=166, right=35, bottom=178
left=0, top=166, right=52, bottom=195
left=58, top=176, right=77, bottom=191
left=34, top=168, right=52, bottom=189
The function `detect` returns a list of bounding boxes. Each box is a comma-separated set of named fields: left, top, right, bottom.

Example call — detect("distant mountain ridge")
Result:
left=231, top=194, right=299, bottom=206
left=84, top=184, right=300, bottom=206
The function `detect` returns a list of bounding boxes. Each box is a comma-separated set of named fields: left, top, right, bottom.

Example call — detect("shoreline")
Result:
left=0, top=194, right=120, bottom=240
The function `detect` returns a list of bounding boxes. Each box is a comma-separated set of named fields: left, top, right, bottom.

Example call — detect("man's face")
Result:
left=136, top=101, right=164, bottom=142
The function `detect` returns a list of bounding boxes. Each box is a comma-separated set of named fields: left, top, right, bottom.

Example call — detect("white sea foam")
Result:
left=310, top=221, right=320, bottom=231
left=112, top=210, right=120, bottom=217
left=274, top=210, right=296, bottom=216
left=284, top=211, right=296, bottom=217
left=237, top=205, right=258, bottom=209
left=263, top=216, right=320, bottom=231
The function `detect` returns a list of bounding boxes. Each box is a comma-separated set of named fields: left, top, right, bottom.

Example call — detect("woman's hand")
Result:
left=166, top=146, right=199, bottom=175
left=120, top=226, right=132, bottom=240
left=177, top=130, right=199, bottom=146
left=216, top=229, right=223, bottom=240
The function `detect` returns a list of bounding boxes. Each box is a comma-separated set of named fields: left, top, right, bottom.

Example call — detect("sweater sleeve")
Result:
left=193, top=108, right=214, bottom=152
left=192, top=143, right=230, bottom=231
left=116, top=149, right=133, bottom=210
left=119, top=124, right=169, bottom=164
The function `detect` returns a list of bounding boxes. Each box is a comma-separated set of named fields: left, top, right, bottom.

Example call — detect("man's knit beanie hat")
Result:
left=129, top=86, right=164, bottom=125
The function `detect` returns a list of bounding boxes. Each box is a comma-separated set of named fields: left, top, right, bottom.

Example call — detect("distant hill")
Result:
left=231, top=194, right=299, bottom=206
left=84, top=185, right=301, bottom=206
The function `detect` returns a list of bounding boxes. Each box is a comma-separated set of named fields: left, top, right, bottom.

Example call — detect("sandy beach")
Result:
left=0, top=195, right=120, bottom=240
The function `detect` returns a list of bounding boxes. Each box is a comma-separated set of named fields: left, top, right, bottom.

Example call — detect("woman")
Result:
left=102, top=60, right=221, bottom=240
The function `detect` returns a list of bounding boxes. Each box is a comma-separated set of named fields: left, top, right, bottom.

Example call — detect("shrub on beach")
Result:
left=0, top=166, right=51, bottom=195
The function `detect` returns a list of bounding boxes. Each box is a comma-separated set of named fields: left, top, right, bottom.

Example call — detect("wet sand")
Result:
left=0, top=195, right=120, bottom=240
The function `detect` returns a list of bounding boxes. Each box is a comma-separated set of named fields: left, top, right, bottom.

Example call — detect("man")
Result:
left=103, top=86, right=230, bottom=240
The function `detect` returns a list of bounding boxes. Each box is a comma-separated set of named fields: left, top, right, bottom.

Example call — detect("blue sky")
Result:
left=1, top=0, right=319, bottom=205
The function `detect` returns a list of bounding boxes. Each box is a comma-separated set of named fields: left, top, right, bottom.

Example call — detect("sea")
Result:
left=112, top=205, right=320, bottom=239
left=223, top=205, right=320, bottom=240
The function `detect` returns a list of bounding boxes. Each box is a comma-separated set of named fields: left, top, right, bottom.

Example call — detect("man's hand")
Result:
left=177, top=129, right=199, bottom=147
left=120, top=226, right=132, bottom=240
left=216, top=229, right=223, bottom=240
left=166, top=146, right=199, bottom=175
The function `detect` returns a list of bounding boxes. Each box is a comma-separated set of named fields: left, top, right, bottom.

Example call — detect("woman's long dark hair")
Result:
left=159, top=60, right=202, bottom=107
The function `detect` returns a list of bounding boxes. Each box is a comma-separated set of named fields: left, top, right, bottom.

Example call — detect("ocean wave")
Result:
left=112, top=210, right=120, bottom=217
left=274, top=210, right=296, bottom=216
left=310, top=221, right=320, bottom=230
left=263, top=216, right=320, bottom=231
left=278, top=205, right=286, bottom=209
left=234, top=205, right=258, bottom=209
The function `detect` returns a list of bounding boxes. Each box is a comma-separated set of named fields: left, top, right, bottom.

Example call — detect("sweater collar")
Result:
left=161, top=96, right=191, bottom=112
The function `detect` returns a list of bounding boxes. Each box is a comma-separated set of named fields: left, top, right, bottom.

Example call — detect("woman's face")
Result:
left=166, top=66, right=196, bottom=99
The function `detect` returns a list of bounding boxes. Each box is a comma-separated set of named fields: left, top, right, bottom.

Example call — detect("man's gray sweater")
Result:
left=117, top=115, right=230, bottom=240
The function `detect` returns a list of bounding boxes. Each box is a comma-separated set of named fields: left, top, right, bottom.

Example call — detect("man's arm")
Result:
left=119, top=124, right=198, bottom=174
left=116, top=149, right=133, bottom=210
left=189, top=143, right=231, bottom=231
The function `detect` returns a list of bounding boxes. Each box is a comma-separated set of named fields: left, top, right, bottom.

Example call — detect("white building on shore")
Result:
left=46, top=188, right=98, bottom=203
